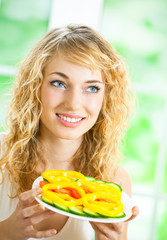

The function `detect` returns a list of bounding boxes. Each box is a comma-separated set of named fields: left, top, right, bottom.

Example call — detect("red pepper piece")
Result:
left=84, top=189, right=92, bottom=194
left=39, top=181, right=49, bottom=188
left=54, top=188, right=72, bottom=195
left=70, top=189, right=82, bottom=199
left=96, top=198, right=113, bottom=203
left=60, top=187, right=82, bottom=199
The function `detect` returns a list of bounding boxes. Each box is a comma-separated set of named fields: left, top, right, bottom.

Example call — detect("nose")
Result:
left=63, top=88, right=82, bottom=110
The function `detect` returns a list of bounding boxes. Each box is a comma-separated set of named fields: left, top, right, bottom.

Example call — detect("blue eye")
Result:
left=87, top=86, right=100, bottom=93
left=50, top=80, right=65, bottom=88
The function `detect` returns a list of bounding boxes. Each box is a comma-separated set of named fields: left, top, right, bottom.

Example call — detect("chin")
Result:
left=58, top=134, right=82, bottom=141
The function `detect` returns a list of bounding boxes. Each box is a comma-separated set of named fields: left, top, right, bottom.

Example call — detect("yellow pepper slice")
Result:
left=42, top=169, right=85, bottom=183
left=81, top=181, right=121, bottom=200
left=43, top=191, right=76, bottom=207
left=83, top=192, right=120, bottom=205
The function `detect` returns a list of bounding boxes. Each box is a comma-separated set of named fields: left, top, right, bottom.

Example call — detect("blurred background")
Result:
left=0, top=0, right=167, bottom=239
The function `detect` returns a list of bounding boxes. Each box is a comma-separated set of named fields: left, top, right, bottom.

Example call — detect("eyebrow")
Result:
left=49, top=72, right=69, bottom=79
left=49, top=72, right=104, bottom=84
left=85, top=80, right=104, bottom=84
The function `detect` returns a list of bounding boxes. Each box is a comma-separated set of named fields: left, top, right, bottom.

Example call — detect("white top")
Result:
left=0, top=132, right=94, bottom=240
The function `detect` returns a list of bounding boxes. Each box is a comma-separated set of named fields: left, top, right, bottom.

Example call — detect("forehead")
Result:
left=44, top=54, right=103, bottom=81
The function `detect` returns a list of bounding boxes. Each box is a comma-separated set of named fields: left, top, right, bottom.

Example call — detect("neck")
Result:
left=38, top=133, right=82, bottom=171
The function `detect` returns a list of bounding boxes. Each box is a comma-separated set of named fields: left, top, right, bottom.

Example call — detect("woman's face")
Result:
left=40, top=54, right=105, bottom=141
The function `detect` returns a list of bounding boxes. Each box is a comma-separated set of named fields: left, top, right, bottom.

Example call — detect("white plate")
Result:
left=32, top=176, right=133, bottom=223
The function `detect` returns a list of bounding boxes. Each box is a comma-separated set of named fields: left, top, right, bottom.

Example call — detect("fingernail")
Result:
left=41, top=205, right=45, bottom=210
left=51, top=229, right=57, bottom=235
left=36, top=188, right=42, bottom=194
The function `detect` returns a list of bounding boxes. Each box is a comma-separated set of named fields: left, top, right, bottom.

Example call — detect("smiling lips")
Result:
left=56, top=113, right=85, bottom=128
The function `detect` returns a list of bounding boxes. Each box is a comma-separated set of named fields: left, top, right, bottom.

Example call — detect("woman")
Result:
left=0, top=24, right=139, bottom=240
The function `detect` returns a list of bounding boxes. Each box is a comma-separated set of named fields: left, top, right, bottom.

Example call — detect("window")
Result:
left=101, top=0, right=167, bottom=239
left=0, top=0, right=51, bottom=131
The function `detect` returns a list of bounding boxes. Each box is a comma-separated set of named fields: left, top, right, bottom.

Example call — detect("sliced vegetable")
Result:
left=68, top=206, right=87, bottom=216
left=82, top=208, right=100, bottom=218
left=85, top=176, right=96, bottom=181
left=53, top=188, right=72, bottom=195
left=98, top=211, right=126, bottom=218
left=70, top=188, right=82, bottom=199
left=53, top=202, right=69, bottom=211
left=39, top=169, right=126, bottom=219
left=105, top=182, right=122, bottom=192
left=39, top=181, right=49, bottom=188
left=41, top=196, right=53, bottom=206
left=42, top=169, right=85, bottom=183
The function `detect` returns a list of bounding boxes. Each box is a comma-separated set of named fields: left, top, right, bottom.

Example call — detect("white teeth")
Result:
left=58, top=114, right=82, bottom=123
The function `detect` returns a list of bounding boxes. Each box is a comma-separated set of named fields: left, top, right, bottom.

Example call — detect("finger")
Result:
left=125, top=206, right=139, bottom=222
left=90, top=222, right=108, bottom=239
left=90, top=222, right=117, bottom=239
left=29, top=209, right=56, bottom=225
left=19, top=187, right=42, bottom=207
left=90, top=222, right=102, bottom=233
left=22, top=204, right=46, bottom=218
left=91, top=221, right=124, bottom=233
left=109, top=222, right=125, bottom=234
left=24, top=225, right=57, bottom=238
left=34, top=229, right=57, bottom=238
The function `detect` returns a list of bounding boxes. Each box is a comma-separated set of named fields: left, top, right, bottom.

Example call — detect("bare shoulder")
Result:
left=109, top=162, right=132, bottom=197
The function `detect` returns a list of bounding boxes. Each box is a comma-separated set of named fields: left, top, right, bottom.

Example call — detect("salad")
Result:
left=39, top=169, right=126, bottom=218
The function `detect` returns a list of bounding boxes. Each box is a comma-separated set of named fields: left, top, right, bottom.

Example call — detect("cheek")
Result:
left=86, top=94, right=104, bottom=117
left=40, top=87, right=60, bottom=108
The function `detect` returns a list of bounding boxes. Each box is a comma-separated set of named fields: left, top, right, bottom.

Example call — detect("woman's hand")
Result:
left=2, top=187, right=57, bottom=240
left=90, top=206, right=139, bottom=240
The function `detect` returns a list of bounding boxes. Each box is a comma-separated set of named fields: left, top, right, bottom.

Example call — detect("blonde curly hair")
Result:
left=0, top=24, right=134, bottom=196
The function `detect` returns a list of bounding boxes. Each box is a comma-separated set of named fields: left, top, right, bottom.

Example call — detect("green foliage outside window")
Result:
left=0, top=0, right=50, bottom=66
